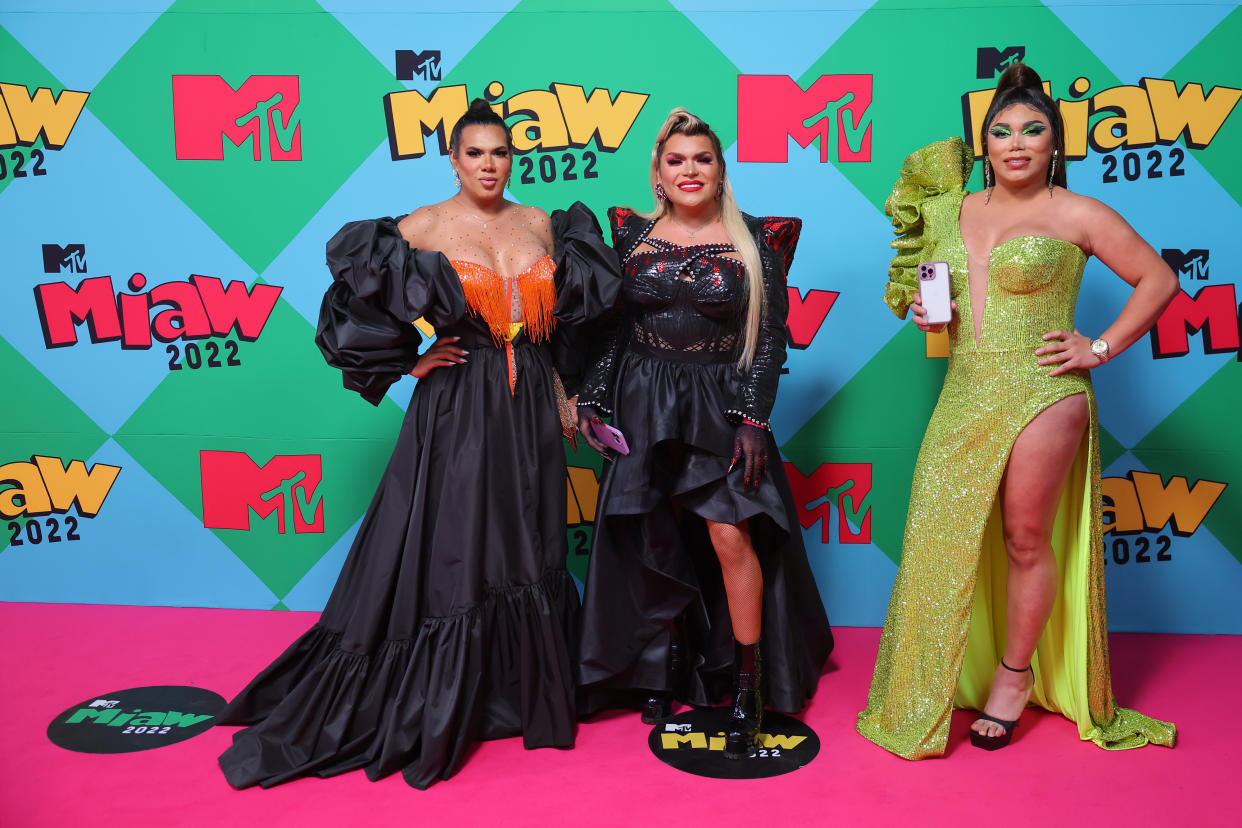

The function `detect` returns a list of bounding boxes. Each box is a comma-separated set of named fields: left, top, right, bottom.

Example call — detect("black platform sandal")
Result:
left=969, top=658, right=1034, bottom=751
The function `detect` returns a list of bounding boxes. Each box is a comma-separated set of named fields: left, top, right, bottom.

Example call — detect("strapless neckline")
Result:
left=448, top=254, right=553, bottom=281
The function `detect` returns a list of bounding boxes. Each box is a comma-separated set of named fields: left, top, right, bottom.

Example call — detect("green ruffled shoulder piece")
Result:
left=883, top=137, right=974, bottom=319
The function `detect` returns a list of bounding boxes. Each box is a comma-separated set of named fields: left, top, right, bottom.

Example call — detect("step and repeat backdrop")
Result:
left=2, top=0, right=1239, bottom=633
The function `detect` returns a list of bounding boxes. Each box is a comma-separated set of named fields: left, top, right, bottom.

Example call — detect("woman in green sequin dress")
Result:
left=856, top=64, right=1179, bottom=758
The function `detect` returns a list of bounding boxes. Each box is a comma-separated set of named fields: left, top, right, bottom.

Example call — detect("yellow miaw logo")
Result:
left=1, top=456, right=121, bottom=549
left=647, top=710, right=821, bottom=780
left=384, top=81, right=648, bottom=159
left=961, top=76, right=1241, bottom=158
left=0, top=81, right=89, bottom=180
left=1101, top=471, right=1225, bottom=568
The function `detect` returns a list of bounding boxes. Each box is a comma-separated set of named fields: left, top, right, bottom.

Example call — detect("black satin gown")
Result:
left=576, top=208, right=833, bottom=714
left=215, top=203, right=620, bottom=790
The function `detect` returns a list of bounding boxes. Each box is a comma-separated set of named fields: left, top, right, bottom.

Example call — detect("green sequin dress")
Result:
left=856, top=138, right=1176, bottom=759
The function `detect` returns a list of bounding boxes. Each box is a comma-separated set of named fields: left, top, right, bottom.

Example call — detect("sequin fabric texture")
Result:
left=857, top=139, right=1176, bottom=758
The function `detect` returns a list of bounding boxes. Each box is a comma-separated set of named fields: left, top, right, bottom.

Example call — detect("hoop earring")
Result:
left=1048, top=150, right=1058, bottom=199
left=984, top=157, right=993, bottom=205
left=655, top=182, right=666, bottom=201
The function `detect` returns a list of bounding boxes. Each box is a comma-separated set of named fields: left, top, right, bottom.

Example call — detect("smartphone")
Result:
left=918, top=261, right=952, bottom=325
left=589, top=420, right=630, bottom=455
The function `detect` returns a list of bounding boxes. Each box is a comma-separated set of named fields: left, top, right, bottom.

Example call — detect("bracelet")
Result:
left=741, top=417, right=765, bottom=429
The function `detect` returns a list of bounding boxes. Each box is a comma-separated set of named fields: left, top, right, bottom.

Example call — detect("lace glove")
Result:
left=576, top=404, right=611, bottom=457
left=730, top=422, right=768, bottom=493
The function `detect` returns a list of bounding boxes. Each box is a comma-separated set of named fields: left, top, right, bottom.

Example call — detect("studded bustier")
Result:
left=577, top=209, right=800, bottom=428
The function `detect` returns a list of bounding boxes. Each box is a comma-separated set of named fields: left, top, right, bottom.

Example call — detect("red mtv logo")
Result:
left=786, top=287, right=839, bottom=349
left=737, top=75, right=872, bottom=163
left=172, top=75, right=302, bottom=161
left=784, top=461, right=871, bottom=544
left=200, top=451, right=323, bottom=534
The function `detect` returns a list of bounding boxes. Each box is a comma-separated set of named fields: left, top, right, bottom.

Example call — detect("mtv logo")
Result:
left=89, top=699, right=119, bottom=708
left=200, top=450, right=324, bottom=534
left=977, top=46, right=1026, bottom=79
left=785, top=461, right=872, bottom=544
left=42, top=243, right=86, bottom=274
left=172, top=75, right=302, bottom=161
left=395, top=50, right=443, bottom=82
left=665, top=723, right=692, bottom=732
left=737, top=75, right=872, bottom=163
left=1161, top=248, right=1210, bottom=280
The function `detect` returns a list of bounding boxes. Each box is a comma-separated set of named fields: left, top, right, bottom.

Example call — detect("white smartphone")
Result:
left=917, top=261, right=952, bottom=325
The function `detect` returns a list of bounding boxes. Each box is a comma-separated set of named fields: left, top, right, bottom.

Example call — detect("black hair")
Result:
left=980, top=63, right=1068, bottom=189
left=449, top=98, right=512, bottom=155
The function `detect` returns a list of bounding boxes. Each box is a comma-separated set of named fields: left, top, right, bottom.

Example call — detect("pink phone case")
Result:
left=918, top=261, right=952, bottom=325
left=589, top=420, right=630, bottom=455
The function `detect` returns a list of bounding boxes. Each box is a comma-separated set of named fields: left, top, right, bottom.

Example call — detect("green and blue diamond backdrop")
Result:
left=2, top=0, right=1239, bottom=633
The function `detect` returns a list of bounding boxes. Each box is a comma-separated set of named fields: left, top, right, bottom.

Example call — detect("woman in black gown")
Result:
left=575, top=108, right=833, bottom=758
left=216, top=99, right=620, bottom=790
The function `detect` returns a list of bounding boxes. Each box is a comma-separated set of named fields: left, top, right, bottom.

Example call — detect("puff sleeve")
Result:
left=545, top=202, right=624, bottom=397
left=883, top=137, right=973, bottom=319
left=315, top=217, right=466, bottom=405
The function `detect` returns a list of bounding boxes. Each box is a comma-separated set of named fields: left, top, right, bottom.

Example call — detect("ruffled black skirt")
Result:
left=576, top=348, right=833, bottom=714
left=217, top=333, right=578, bottom=790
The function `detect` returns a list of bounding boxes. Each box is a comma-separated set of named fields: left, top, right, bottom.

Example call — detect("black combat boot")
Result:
left=723, top=638, right=762, bottom=759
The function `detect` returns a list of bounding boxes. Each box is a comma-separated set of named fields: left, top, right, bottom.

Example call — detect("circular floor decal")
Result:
left=647, top=708, right=820, bottom=779
left=47, top=685, right=226, bottom=754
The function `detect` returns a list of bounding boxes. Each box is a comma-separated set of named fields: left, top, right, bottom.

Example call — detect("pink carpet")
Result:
left=0, top=602, right=1232, bottom=827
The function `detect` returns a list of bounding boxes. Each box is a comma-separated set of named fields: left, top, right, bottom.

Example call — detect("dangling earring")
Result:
left=655, top=182, right=666, bottom=201
left=984, top=157, right=993, bottom=205
left=716, top=181, right=724, bottom=200
left=1048, top=150, right=1058, bottom=199
left=453, top=170, right=461, bottom=188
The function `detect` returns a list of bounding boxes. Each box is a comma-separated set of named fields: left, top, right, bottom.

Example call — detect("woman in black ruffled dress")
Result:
left=575, top=108, right=832, bottom=758
left=216, top=99, right=620, bottom=790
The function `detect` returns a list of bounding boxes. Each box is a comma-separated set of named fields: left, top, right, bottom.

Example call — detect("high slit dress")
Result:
left=215, top=202, right=620, bottom=789
left=575, top=208, right=833, bottom=714
left=856, top=138, right=1176, bottom=758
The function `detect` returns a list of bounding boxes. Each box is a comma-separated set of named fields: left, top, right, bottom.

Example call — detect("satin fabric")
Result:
left=217, top=203, right=620, bottom=789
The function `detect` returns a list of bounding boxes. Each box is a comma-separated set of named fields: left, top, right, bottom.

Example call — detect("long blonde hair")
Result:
left=637, top=108, right=764, bottom=371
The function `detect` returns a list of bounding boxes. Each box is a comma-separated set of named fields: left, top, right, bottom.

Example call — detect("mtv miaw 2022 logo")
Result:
left=0, top=80, right=89, bottom=181
left=33, top=242, right=282, bottom=372
left=200, top=451, right=324, bottom=535
left=1, top=456, right=121, bottom=549
left=47, top=686, right=225, bottom=754
left=172, top=75, right=301, bottom=161
left=961, top=68, right=1241, bottom=184
left=735, top=75, right=873, bottom=352
left=384, top=81, right=648, bottom=185
left=1101, top=470, right=1225, bottom=568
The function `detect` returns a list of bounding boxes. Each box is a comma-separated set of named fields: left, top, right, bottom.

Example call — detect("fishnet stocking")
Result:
left=706, top=519, right=763, bottom=644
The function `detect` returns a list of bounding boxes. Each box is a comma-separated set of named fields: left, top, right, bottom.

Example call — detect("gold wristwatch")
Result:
left=1090, top=337, right=1110, bottom=363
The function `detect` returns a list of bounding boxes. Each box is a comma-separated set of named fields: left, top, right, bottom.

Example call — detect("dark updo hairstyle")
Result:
left=980, top=63, right=1068, bottom=189
left=448, top=97, right=512, bottom=155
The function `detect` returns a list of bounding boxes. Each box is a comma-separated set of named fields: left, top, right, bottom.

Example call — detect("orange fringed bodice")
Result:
left=449, top=255, right=557, bottom=394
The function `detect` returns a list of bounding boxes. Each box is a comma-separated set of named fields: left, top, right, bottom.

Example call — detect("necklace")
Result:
left=456, top=198, right=508, bottom=229
left=669, top=213, right=719, bottom=242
